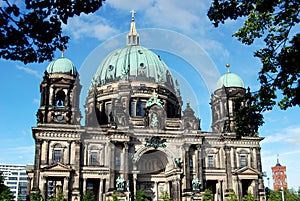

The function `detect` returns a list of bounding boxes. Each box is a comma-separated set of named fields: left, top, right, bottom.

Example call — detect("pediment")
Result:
left=42, top=163, right=72, bottom=172
left=234, top=166, right=260, bottom=175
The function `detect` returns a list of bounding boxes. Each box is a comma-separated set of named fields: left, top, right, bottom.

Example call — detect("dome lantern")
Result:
left=127, top=9, right=140, bottom=46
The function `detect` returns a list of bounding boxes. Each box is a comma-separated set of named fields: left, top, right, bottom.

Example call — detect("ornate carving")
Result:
left=145, top=136, right=166, bottom=149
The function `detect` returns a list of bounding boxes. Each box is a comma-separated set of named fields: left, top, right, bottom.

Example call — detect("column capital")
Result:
left=183, top=143, right=190, bottom=151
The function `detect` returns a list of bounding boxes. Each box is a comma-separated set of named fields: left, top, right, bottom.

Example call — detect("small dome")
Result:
left=92, top=45, right=175, bottom=90
left=215, top=70, right=245, bottom=90
left=46, top=57, right=77, bottom=76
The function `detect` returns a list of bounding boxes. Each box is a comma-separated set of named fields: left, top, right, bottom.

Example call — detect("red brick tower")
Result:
left=271, top=156, right=288, bottom=190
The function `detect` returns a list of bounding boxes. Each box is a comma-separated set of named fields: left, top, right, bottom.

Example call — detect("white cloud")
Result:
left=262, top=125, right=300, bottom=145
left=33, top=98, right=40, bottom=105
left=16, top=65, right=41, bottom=78
left=63, top=13, right=118, bottom=41
left=106, top=0, right=154, bottom=11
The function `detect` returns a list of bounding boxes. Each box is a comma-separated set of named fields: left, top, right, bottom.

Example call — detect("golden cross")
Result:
left=130, top=9, right=136, bottom=21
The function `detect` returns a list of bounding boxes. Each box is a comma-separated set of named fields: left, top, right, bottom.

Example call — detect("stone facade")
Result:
left=27, top=13, right=265, bottom=201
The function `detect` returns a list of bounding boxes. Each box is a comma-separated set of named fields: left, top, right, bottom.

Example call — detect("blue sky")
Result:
left=0, top=0, right=299, bottom=190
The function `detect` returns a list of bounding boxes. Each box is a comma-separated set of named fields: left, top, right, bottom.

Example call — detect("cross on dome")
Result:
left=131, top=9, right=136, bottom=21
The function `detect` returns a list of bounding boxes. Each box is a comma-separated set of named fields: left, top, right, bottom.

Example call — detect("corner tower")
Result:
left=211, top=64, right=246, bottom=133
left=37, top=53, right=81, bottom=125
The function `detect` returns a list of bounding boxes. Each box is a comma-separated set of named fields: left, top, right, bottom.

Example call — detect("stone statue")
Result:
left=192, top=178, right=201, bottom=192
left=116, top=176, right=125, bottom=191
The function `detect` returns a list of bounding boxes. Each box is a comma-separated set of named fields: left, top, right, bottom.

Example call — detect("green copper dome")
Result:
left=215, top=70, right=245, bottom=90
left=46, top=57, right=77, bottom=76
left=92, top=45, right=175, bottom=89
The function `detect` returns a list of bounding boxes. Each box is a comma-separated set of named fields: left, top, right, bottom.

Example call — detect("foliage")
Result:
left=0, top=172, right=14, bottom=201
left=108, top=191, right=119, bottom=201
left=30, top=190, right=44, bottom=201
left=49, top=190, right=66, bottom=201
left=267, top=189, right=300, bottom=201
left=234, top=88, right=264, bottom=138
left=135, top=190, right=149, bottom=201
left=202, top=189, right=213, bottom=201
left=0, top=0, right=105, bottom=64
left=159, top=191, right=172, bottom=201
left=225, top=189, right=238, bottom=201
left=242, top=191, right=257, bottom=201
left=208, top=0, right=300, bottom=111
left=81, top=190, right=95, bottom=201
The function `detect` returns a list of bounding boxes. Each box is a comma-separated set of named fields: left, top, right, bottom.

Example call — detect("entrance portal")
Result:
left=136, top=150, right=169, bottom=201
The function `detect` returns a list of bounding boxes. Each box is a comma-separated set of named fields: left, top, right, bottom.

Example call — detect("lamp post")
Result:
left=281, top=186, right=285, bottom=201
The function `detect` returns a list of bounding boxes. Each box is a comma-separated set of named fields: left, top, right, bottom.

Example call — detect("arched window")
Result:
left=55, top=90, right=66, bottom=107
left=89, top=145, right=99, bottom=166
left=53, top=143, right=63, bottom=163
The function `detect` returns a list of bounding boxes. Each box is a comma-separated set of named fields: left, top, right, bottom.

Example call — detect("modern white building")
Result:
left=0, top=164, right=30, bottom=201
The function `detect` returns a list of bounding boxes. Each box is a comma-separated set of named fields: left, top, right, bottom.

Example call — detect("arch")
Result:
left=55, top=90, right=66, bottom=107
left=137, top=150, right=168, bottom=174
left=133, top=146, right=176, bottom=170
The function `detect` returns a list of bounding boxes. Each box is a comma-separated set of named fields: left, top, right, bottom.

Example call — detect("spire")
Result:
left=127, top=9, right=140, bottom=46
left=276, top=154, right=281, bottom=166
left=61, top=49, right=65, bottom=58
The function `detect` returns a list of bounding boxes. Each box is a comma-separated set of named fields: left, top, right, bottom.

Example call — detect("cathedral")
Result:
left=27, top=12, right=265, bottom=201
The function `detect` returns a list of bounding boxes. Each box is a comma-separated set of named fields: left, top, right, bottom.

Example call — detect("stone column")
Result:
left=109, top=143, right=115, bottom=190
left=155, top=181, right=158, bottom=201
left=123, top=142, right=129, bottom=181
left=83, top=178, right=87, bottom=194
left=64, top=145, right=69, bottom=165
left=72, top=141, right=81, bottom=191
left=196, top=145, right=203, bottom=190
left=224, top=146, right=232, bottom=190
left=218, top=179, right=223, bottom=201
left=26, top=177, right=32, bottom=199
left=41, top=140, right=49, bottom=165
left=216, top=148, right=220, bottom=168
left=133, top=173, right=137, bottom=197
left=99, top=179, right=103, bottom=201
left=183, top=144, right=191, bottom=191
left=33, top=139, right=42, bottom=190
left=40, top=176, right=47, bottom=198
left=63, top=177, right=69, bottom=199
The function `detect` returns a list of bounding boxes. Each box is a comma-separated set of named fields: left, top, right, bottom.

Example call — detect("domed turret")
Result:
left=215, top=64, right=244, bottom=90
left=211, top=64, right=246, bottom=133
left=37, top=52, right=81, bottom=125
left=46, top=53, right=77, bottom=76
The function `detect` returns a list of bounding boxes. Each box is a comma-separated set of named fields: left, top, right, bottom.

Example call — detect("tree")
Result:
left=81, top=190, right=95, bottom=201
left=0, top=0, right=105, bottom=64
left=30, top=190, right=44, bottom=201
left=49, top=190, right=66, bottom=201
left=0, top=172, right=14, bottom=201
left=242, top=191, right=257, bottom=201
left=267, top=189, right=300, bottom=201
left=135, top=190, right=149, bottom=201
left=159, top=191, right=172, bottom=201
left=234, top=88, right=264, bottom=138
left=202, top=189, right=213, bottom=201
left=208, top=0, right=300, bottom=111
left=225, top=189, right=238, bottom=201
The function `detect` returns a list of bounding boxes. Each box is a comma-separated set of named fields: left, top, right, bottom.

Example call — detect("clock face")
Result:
left=56, top=115, right=63, bottom=121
